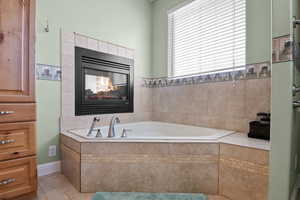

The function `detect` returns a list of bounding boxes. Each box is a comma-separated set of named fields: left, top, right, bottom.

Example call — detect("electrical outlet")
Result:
left=48, top=145, right=57, bottom=157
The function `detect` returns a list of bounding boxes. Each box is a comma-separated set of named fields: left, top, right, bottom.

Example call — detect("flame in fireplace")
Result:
left=96, top=76, right=116, bottom=92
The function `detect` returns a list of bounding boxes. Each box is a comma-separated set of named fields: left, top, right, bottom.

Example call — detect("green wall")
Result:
left=36, top=0, right=152, bottom=164
left=36, top=81, right=61, bottom=164
left=151, top=0, right=271, bottom=77
left=246, top=0, right=271, bottom=64
left=269, top=0, right=300, bottom=199
left=151, top=0, right=187, bottom=77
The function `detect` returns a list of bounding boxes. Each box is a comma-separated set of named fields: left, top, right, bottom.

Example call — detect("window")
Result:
left=168, top=0, right=246, bottom=77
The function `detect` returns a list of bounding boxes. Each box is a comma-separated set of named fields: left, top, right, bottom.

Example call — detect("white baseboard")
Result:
left=38, top=161, right=61, bottom=177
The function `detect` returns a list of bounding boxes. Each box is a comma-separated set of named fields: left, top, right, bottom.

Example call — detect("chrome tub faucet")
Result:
left=87, top=117, right=100, bottom=136
left=108, top=116, right=120, bottom=138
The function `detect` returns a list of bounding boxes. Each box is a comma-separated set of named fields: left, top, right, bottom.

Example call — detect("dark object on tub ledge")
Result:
left=248, top=112, right=270, bottom=140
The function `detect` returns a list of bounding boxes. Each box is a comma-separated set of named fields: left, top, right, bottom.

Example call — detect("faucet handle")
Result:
left=121, top=129, right=132, bottom=138
left=93, top=117, right=100, bottom=122
left=95, top=129, right=102, bottom=137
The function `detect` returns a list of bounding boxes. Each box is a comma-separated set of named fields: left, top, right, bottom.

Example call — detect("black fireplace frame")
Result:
left=75, top=47, right=134, bottom=116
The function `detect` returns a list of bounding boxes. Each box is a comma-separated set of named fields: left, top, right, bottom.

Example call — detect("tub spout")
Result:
left=108, top=116, right=120, bottom=138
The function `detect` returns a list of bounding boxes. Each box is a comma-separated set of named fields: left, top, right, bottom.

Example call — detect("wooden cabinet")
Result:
left=0, top=0, right=37, bottom=199
left=0, top=157, right=37, bottom=199
left=0, top=0, right=35, bottom=103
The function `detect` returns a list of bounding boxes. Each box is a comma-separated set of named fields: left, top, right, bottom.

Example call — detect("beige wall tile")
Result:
left=61, top=31, right=75, bottom=44
left=168, top=163, right=218, bottom=194
left=61, top=145, right=81, bottom=191
left=98, top=41, right=109, bottom=53
left=219, top=162, right=268, bottom=200
left=87, top=38, right=98, bottom=51
left=81, top=142, right=169, bottom=155
left=195, top=115, right=211, bottom=127
left=75, top=34, right=88, bottom=48
left=60, top=135, right=81, bottom=153
left=117, top=47, right=126, bottom=58
left=61, top=40, right=75, bottom=57
left=169, top=143, right=219, bottom=155
left=107, top=43, right=118, bottom=55
left=193, top=83, right=209, bottom=115
left=81, top=162, right=219, bottom=194
left=80, top=143, right=219, bottom=194
left=207, top=116, right=227, bottom=130
left=61, top=54, right=75, bottom=69
left=151, top=78, right=270, bottom=133
left=226, top=80, right=246, bottom=119
left=245, top=79, right=271, bottom=119
left=224, top=117, right=249, bottom=133
left=220, top=143, right=269, bottom=165
left=125, top=49, right=134, bottom=59
left=219, top=144, right=269, bottom=200
left=207, top=82, right=231, bottom=118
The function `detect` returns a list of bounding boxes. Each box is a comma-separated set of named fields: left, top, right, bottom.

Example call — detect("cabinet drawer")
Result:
left=0, top=122, right=36, bottom=161
left=0, top=104, right=36, bottom=123
left=0, top=156, right=37, bottom=199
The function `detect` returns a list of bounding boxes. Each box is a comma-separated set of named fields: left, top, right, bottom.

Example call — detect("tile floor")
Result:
left=16, top=173, right=230, bottom=200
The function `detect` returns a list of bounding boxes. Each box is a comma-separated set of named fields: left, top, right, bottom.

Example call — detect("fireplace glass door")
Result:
left=75, top=47, right=134, bottom=115
left=84, top=69, right=129, bottom=103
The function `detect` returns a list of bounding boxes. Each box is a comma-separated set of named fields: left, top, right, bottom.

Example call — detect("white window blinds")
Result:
left=168, top=0, right=246, bottom=77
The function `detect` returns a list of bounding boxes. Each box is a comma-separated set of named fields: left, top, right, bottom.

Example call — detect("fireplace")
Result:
left=75, top=47, right=134, bottom=115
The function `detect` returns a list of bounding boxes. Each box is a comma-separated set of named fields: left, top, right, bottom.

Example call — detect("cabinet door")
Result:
left=0, top=0, right=35, bottom=103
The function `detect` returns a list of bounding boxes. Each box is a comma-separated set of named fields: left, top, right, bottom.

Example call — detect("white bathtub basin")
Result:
left=68, top=121, right=234, bottom=141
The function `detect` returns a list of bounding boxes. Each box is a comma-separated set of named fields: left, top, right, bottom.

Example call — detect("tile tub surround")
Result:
left=151, top=78, right=271, bottom=133
left=219, top=144, right=269, bottom=200
left=60, top=133, right=269, bottom=199
left=63, top=141, right=219, bottom=194
left=60, top=32, right=152, bottom=131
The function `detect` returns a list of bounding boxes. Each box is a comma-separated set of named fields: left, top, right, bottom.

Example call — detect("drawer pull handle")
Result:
left=0, top=139, right=16, bottom=145
left=0, top=111, right=15, bottom=115
left=0, top=178, right=16, bottom=186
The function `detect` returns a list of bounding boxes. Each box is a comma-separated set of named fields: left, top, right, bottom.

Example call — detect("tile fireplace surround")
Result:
left=60, top=32, right=152, bottom=131
left=60, top=31, right=270, bottom=133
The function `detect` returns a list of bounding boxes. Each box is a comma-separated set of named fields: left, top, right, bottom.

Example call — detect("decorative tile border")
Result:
left=82, top=154, right=218, bottom=164
left=220, top=157, right=268, bottom=176
left=36, top=63, right=62, bottom=81
left=143, top=61, right=271, bottom=88
left=272, top=34, right=293, bottom=63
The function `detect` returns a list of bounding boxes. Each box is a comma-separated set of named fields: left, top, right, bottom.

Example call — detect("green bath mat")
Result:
left=92, top=192, right=207, bottom=200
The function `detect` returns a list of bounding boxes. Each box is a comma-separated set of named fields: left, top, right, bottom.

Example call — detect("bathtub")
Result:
left=61, top=121, right=268, bottom=194
left=68, top=121, right=234, bottom=141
